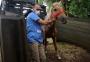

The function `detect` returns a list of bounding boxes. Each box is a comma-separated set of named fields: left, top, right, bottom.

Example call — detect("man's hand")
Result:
left=38, top=18, right=53, bottom=25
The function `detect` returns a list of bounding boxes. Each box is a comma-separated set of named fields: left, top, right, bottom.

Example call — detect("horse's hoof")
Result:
left=57, top=56, right=62, bottom=60
left=45, top=51, right=47, bottom=53
left=56, top=54, right=62, bottom=60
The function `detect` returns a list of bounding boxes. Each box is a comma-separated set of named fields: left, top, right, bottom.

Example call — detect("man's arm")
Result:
left=38, top=19, right=52, bottom=25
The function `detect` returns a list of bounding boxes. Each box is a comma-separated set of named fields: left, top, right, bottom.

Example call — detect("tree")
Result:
left=35, top=0, right=90, bottom=18
left=68, top=0, right=89, bottom=18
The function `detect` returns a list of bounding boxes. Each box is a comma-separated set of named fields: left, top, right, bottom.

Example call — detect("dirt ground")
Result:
left=0, top=42, right=90, bottom=62
left=46, top=42, right=90, bottom=62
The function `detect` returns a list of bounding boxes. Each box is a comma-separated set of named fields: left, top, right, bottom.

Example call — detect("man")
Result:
left=26, top=4, right=52, bottom=62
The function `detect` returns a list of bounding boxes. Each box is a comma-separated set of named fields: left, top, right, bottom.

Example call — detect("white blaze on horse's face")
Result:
left=52, top=2, right=60, bottom=9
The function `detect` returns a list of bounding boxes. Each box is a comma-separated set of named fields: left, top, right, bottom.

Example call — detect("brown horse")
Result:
left=43, top=20, right=61, bottom=58
left=43, top=2, right=67, bottom=59
left=43, top=15, right=67, bottom=60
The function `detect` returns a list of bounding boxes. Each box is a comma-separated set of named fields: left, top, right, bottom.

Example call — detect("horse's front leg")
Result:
left=52, top=28, right=61, bottom=60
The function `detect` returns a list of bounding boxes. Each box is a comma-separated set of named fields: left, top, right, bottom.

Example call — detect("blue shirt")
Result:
left=26, top=11, right=43, bottom=44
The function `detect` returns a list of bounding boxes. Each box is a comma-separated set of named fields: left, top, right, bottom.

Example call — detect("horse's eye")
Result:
left=53, top=9, right=57, bottom=11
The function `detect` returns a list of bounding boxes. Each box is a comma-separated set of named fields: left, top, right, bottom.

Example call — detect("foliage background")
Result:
left=35, top=0, right=90, bottom=18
